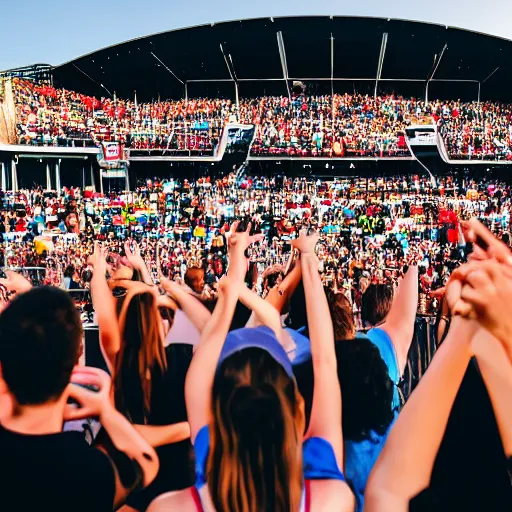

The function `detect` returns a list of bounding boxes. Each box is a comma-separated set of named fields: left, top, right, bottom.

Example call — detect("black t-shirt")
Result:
left=0, top=426, right=115, bottom=512
left=410, top=360, right=512, bottom=512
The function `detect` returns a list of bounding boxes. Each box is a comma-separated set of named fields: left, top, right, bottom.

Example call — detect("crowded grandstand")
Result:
left=0, top=14, right=511, bottom=512
left=5, top=78, right=512, bottom=160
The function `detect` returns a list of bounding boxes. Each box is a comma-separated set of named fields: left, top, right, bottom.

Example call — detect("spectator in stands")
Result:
left=11, top=76, right=512, bottom=159
left=184, top=266, right=206, bottom=296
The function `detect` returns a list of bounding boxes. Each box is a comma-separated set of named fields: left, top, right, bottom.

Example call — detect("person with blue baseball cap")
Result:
left=149, top=225, right=355, bottom=512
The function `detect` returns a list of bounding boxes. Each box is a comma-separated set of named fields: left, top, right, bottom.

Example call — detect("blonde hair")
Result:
left=208, top=348, right=305, bottom=512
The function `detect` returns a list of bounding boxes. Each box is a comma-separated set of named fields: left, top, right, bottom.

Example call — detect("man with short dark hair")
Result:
left=0, top=286, right=159, bottom=511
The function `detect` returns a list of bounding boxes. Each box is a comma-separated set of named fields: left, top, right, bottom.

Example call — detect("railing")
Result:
left=400, top=316, right=438, bottom=401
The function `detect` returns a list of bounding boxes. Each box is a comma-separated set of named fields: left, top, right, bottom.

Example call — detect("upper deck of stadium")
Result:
left=48, top=16, right=512, bottom=102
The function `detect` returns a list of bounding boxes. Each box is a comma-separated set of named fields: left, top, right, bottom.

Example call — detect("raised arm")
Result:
left=457, top=257, right=512, bottom=365
left=185, top=222, right=262, bottom=442
left=295, top=232, right=343, bottom=469
left=160, top=277, right=212, bottom=334
left=265, top=256, right=303, bottom=314
left=88, top=243, right=121, bottom=373
left=239, top=284, right=284, bottom=340
left=365, top=316, right=477, bottom=512
left=381, top=264, right=419, bottom=375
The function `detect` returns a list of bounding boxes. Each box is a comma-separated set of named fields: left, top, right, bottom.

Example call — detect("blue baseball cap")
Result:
left=218, top=326, right=294, bottom=378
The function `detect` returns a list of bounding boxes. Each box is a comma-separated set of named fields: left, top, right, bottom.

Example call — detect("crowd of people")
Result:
left=246, top=94, right=411, bottom=157
left=12, top=78, right=234, bottom=155
left=7, top=78, right=512, bottom=160
left=0, top=167, right=511, bottom=511
left=438, top=101, right=512, bottom=160
left=1, top=172, right=510, bottom=303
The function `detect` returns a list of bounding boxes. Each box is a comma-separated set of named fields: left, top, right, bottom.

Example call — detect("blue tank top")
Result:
left=194, top=425, right=345, bottom=489
left=365, top=328, right=401, bottom=410
left=345, top=327, right=400, bottom=512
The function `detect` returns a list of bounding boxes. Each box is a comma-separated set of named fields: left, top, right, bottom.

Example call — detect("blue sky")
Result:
left=1, top=0, right=511, bottom=70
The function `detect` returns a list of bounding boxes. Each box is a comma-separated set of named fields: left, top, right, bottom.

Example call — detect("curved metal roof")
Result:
left=51, top=16, right=512, bottom=102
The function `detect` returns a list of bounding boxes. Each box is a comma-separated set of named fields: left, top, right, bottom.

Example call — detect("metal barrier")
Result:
left=400, top=315, right=438, bottom=400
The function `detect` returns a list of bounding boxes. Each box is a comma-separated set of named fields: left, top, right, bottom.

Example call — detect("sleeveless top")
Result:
left=345, top=328, right=400, bottom=512
left=365, top=328, right=401, bottom=411
left=193, top=425, right=345, bottom=511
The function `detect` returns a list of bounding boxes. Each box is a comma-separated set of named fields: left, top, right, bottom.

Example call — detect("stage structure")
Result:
left=51, top=16, right=512, bottom=104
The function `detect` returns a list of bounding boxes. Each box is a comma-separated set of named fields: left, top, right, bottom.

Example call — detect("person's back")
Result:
left=123, top=342, right=195, bottom=507
left=294, top=338, right=395, bottom=512
left=0, top=426, right=115, bottom=512
left=149, top=229, right=355, bottom=512
left=0, top=286, right=159, bottom=512
left=0, top=287, right=115, bottom=512
left=112, top=287, right=194, bottom=510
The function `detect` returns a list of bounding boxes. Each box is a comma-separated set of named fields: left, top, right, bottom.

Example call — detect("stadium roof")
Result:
left=51, top=16, right=512, bottom=102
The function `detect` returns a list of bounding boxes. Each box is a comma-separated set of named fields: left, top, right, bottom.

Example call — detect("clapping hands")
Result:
left=445, top=218, right=512, bottom=357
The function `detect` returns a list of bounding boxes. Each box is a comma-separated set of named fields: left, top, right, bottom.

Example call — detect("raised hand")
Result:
left=464, top=218, right=512, bottom=266
left=227, top=221, right=264, bottom=254
left=64, top=367, right=113, bottom=421
left=444, top=274, right=473, bottom=318
left=458, top=259, right=512, bottom=355
left=291, top=230, right=319, bottom=254
left=124, top=241, right=146, bottom=270
left=87, top=242, right=107, bottom=277
left=159, top=276, right=185, bottom=296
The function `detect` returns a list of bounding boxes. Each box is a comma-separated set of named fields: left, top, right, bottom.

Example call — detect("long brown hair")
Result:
left=208, top=348, right=305, bottom=512
left=327, top=290, right=356, bottom=341
left=114, top=290, right=167, bottom=423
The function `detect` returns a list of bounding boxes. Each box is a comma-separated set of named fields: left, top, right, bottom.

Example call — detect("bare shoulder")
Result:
left=147, top=488, right=196, bottom=512
left=310, top=479, right=356, bottom=512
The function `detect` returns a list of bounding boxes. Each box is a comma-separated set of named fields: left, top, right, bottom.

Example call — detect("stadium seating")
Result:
left=8, top=78, right=512, bottom=160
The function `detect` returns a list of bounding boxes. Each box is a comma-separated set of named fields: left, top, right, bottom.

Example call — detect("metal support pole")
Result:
left=3, top=215, right=7, bottom=268
left=55, top=160, right=61, bottom=194
left=374, top=33, right=388, bottom=99
left=426, top=44, right=448, bottom=105
left=46, top=162, right=51, bottom=190
left=477, top=82, right=481, bottom=104
left=11, top=159, right=17, bottom=193
left=416, top=158, right=437, bottom=188
left=235, top=82, right=240, bottom=119
left=277, top=31, right=292, bottom=101
left=0, top=162, right=5, bottom=190
left=90, top=161, right=96, bottom=192
left=330, top=34, right=334, bottom=98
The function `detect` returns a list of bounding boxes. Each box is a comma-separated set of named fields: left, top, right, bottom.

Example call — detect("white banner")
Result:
left=101, top=169, right=126, bottom=178
left=102, top=141, right=121, bottom=161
